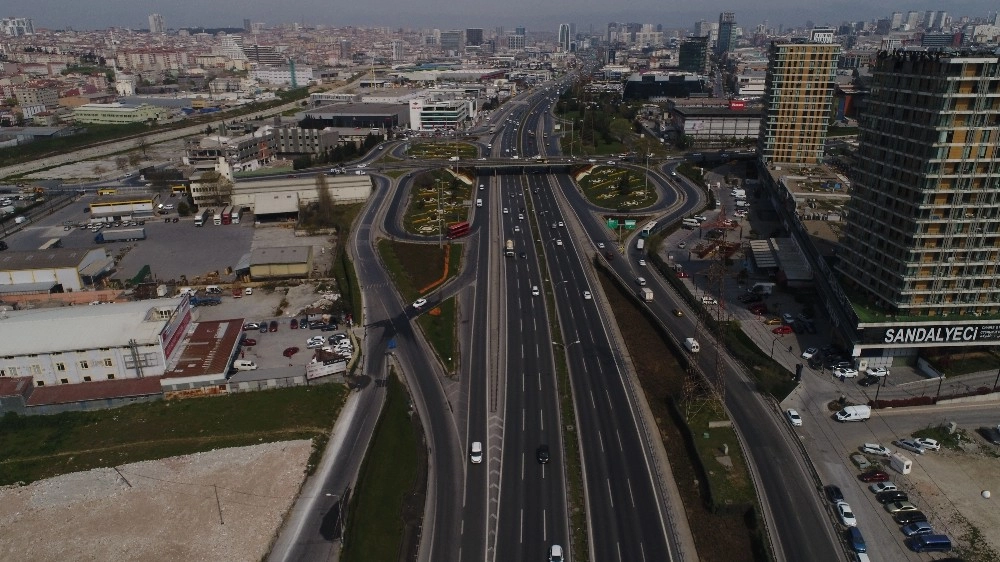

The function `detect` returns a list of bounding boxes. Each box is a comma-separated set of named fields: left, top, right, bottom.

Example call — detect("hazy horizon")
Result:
left=5, top=1, right=998, bottom=34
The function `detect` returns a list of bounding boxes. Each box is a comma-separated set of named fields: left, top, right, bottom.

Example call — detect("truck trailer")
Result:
left=640, top=287, right=654, bottom=302
left=505, top=239, right=514, bottom=257
left=94, top=227, right=146, bottom=243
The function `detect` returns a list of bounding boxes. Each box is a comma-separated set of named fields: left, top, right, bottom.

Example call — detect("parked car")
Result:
left=896, top=439, right=926, bottom=455
left=782, top=313, right=795, bottom=324
left=243, top=322, right=261, bottom=331
left=866, top=367, right=890, bottom=377
left=870, top=481, right=898, bottom=494
left=290, top=319, right=298, bottom=329
left=259, top=322, right=268, bottom=333
left=901, top=521, right=934, bottom=536
left=876, top=490, right=909, bottom=504
left=858, top=375, right=881, bottom=387
left=977, top=426, right=1000, bottom=445
left=885, top=501, right=919, bottom=514
left=772, top=325, right=793, bottom=335
left=861, top=443, right=893, bottom=457
left=836, top=501, right=858, bottom=527
left=785, top=409, right=803, bottom=427
left=242, top=338, right=257, bottom=346
left=848, top=527, right=867, bottom=553
left=268, top=320, right=278, bottom=332
left=825, top=485, right=845, bottom=503
left=834, top=367, right=860, bottom=379
left=764, top=317, right=782, bottom=325
left=894, top=510, right=928, bottom=525
left=859, top=470, right=890, bottom=483
left=801, top=347, right=818, bottom=359
left=914, top=438, right=941, bottom=451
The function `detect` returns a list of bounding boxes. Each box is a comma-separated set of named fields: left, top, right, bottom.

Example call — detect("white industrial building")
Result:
left=0, top=248, right=115, bottom=293
left=250, top=65, right=314, bottom=86
left=231, top=173, right=373, bottom=216
left=409, top=98, right=471, bottom=130
left=0, top=298, right=189, bottom=387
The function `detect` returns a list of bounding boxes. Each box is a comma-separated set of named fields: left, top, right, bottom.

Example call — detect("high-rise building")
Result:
left=678, top=36, right=711, bottom=74
left=558, top=23, right=571, bottom=51
left=340, top=40, right=352, bottom=60
left=694, top=20, right=712, bottom=38
left=507, top=34, right=525, bottom=51
left=717, top=12, right=738, bottom=55
left=391, top=40, right=405, bottom=61
left=890, top=11, right=903, bottom=30
left=148, top=13, right=165, bottom=34
left=757, top=33, right=840, bottom=165
left=465, top=28, right=484, bottom=46
left=839, top=51, right=1000, bottom=317
left=515, top=27, right=526, bottom=37
left=440, top=30, right=463, bottom=54
left=906, top=11, right=920, bottom=29
left=244, top=19, right=252, bottom=32
left=0, top=17, right=33, bottom=36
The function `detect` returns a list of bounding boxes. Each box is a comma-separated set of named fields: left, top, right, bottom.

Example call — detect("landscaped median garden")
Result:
left=405, top=141, right=478, bottom=160
left=403, top=168, right=475, bottom=236
left=575, top=164, right=657, bottom=210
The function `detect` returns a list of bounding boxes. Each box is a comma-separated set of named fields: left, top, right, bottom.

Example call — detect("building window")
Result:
left=103, top=358, right=113, bottom=367
left=7, top=366, right=17, bottom=376
left=36, top=380, right=45, bottom=387
left=56, top=362, right=66, bottom=371
left=60, top=378, right=69, bottom=384
left=83, top=376, right=92, bottom=382
left=31, top=365, right=41, bottom=375
left=80, top=360, right=90, bottom=369
left=107, top=374, right=115, bottom=380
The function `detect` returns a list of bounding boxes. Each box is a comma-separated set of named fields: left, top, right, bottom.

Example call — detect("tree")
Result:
left=127, top=151, right=142, bottom=167
left=114, top=156, right=128, bottom=171
left=618, top=174, right=632, bottom=197
left=135, top=137, right=149, bottom=157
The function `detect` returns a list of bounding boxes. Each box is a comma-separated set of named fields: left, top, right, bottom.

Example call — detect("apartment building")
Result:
left=757, top=35, right=840, bottom=165
left=13, top=86, right=59, bottom=109
left=183, top=129, right=276, bottom=173
left=839, top=50, right=1000, bottom=326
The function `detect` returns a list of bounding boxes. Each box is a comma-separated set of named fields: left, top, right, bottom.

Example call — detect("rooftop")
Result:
left=26, top=376, right=163, bottom=406
left=0, top=298, right=180, bottom=356
left=0, top=247, right=105, bottom=271
left=250, top=246, right=311, bottom=265
left=162, top=319, right=243, bottom=380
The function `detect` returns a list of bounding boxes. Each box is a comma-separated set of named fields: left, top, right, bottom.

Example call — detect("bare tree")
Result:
left=135, top=136, right=149, bottom=157
left=127, top=151, right=142, bottom=167
left=114, top=156, right=128, bottom=171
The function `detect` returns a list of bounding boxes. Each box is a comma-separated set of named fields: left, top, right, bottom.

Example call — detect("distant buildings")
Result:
left=717, top=12, right=738, bottom=56
left=465, top=28, right=484, bottom=46
left=0, top=17, right=34, bottom=36
left=148, top=13, right=165, bottom=34
left=249, top=65, right=314, bottom=86
left=678, top=37, right=711, bottom=74
left=72, top=103, right=169, bottom=125
left=558, top=23, right=571, bottom=52
left=757, top=33, right=840, bottom=165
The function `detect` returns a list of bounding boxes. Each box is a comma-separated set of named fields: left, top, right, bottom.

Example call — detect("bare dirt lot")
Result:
left=905, top=443, right=1000, bottom=558
left=0, top=440, right=311, bottom=561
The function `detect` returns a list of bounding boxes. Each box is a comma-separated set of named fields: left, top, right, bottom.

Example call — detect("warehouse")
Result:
left=0, top=247, right=114, bottom=293
left=249, top=246, right=313, bottom=280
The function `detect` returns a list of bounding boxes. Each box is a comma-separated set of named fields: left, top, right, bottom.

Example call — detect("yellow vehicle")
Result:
left=97, top=188, right=117, bottom=196
left=764, top=317, right=782, bottom=325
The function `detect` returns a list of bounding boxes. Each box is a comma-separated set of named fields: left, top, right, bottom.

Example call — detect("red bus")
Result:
left=446, top=221, right=471, bottom=239
left=221, top=206, right=232, bottom=225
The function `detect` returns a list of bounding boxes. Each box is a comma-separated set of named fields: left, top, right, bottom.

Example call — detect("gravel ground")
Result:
left=0, top=440, right=312, bottom=561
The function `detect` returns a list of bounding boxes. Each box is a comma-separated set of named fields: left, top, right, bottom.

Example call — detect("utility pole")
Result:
left=437, top=179, right=443, bottom=249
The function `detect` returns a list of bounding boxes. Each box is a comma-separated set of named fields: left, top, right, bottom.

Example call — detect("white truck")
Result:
left=505, top=239, right=514, bottom=257
left=640, top=287, right=654, bottom=302
left=683, top=338, right=700, bottom=353
left=835, top=405, right=872, bottom=422
left=636, top=238, right=645, bottom=251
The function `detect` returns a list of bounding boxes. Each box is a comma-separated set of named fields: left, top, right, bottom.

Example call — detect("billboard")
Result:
left=729, top=100, right=746, bottom=110
left=861, top=323, right=1000, bottom=346
left=160, top=297, right=193, bottom=359
left=306, top=358, right=347, bottom=380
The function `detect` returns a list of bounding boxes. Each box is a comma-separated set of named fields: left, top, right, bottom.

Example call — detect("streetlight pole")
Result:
left=436, top=179, right=443, bottom=249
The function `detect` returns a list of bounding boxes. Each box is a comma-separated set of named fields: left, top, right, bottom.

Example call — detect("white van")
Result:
left=476, top=198, right=483, bottom=207
left=684, top=338, right=701, bottom=353
left=682, top=218, right=700, bottom=228
left=835, top=405, right=872, bottom=422
left=205, top=285, right=222, bottom=294
left=233, top=360, right=257, bottom=371
left=470, top=441, right=483, bottom=464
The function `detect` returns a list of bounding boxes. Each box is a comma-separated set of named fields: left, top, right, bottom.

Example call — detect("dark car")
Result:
left=300, top=317, right=309, bottom=328
left=847, top=527, right=866, bottom=553
left=536, top=444, right=550, bottom=464
left=978, top=426, right=1000, bottom=445
left=876, top=490, right=909, bottom=504
left=290, top=318, right=299, bottom=329
left=0, top=240, right=7, bottom=251
left=859, top=469, right=890, bottom=483
left=242, top=338, right=257, bottom=346
left=321, top=324, right=338, bottom=332
left=259, top=322, right=268, bottom=333
left=808, top=357, right=823, bottom=370
left=858, top=375, right=881, bottom=387
left=791, top=321, right=805, bottom=334
left=748, top=303, right=768, bottom=314
left=519, top=252, right=527, bottom=259
left=894, top=510, right=928, bottom=525
left=824, top=485, right=845, bottom=503
left=309, top=321, right=326, bottom=330
left=269, top=320, right=278, bottom=332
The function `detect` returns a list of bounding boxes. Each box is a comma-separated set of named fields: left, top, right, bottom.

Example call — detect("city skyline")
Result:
left=4, top=1, right=999, bottom=32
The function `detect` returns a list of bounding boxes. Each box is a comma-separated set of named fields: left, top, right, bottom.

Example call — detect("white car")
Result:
left=306, top=338, right=326, bottom=349
left=583, top=291, right=592, bottom=300
left=503, top=207, right=509, bottom=214
left=597, top=242, right=605, bottom=249
left=861, top=443, right=892, bottom=457
left=678, top=241, right=686, bottom=249
left=801, top=347, right=819, bottom=359
left=834, top=367, right=859, bottom=379
left=412, top=298, right=428, bottom=309
left=866, top=367, right=890, bottom=377
left=896, top=439, right=926, bottom=454
left=836, top=501, right=858, bottom=527
left=245, top=287, right=253, bottom=296
left=638, top=259, right=646, bottom=266
left=914, top=437, right=940, bottom=451
left=558, top=221, right=564, bottom=227
left=785, top=409, right=802, bottom=427
left=870, top=481, right=897, bottom=494
left=555, top=239, right=563, bottom=246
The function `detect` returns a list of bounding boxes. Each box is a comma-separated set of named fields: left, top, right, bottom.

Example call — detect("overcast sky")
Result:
left=7, top=1, right=998, bottom=32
